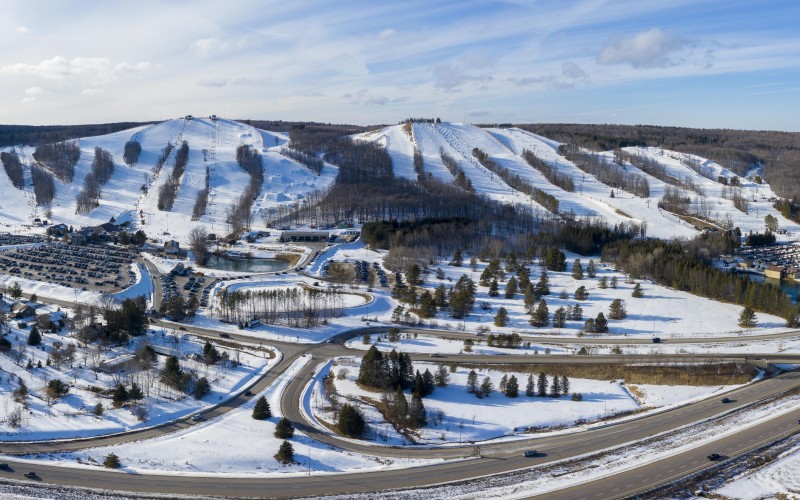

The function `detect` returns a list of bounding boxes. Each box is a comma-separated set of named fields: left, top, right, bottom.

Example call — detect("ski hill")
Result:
left=1, top=118, right=797, bottom=244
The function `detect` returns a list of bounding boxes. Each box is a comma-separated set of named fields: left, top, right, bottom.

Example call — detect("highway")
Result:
left=4, top=271, right=800, bottom=497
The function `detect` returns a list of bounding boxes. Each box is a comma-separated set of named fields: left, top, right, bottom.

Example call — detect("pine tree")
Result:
left=561, top=375, right=570, bottom=394
left=598, top=276, right=608, bottom=289
left=583, top=318, right=596, bottom=333
left=587, top=259, right=596, bottom=278
left=27, top=325, right=42, bottom=346
left=525, top=374, right=535, bottom=396
left=337, top=403, right=366, bottom=437
left=93, top=402, right=104, bottom=416
left=505, top=375, right=519, bottom=397
left=466, top=369, right=478, bottom=393
left=537, top=372, right=547, bottom=397
left=274, top=440, right=295, bottom=465
left=252, top=395, right=272, bottom=420
left=529, top=299, right=549, bottom=327
left=417, top=290, right=437, bottom=318
left=610, top=276, right=618, bottom=288
left=505, top=276, right=518, bottom=299
left=738, top=306, right=758, bottom=328
left=274, top=417, right=295, bottom=439
left=574, top=286, right=589, bottom=300
left=488, top=279, right=499, bottom=297
left=594, top=312, right=609, bottom=333
left=422, top=369, right=435, bottom=396
left=451, top=249, right=463, bottom=267
left=632, top=282, right=644, bottom=298
left=193, top=377, right=211, bottom=399
left=479, top=376, right=493, bottom=398
left=408, top=394, right=427, bottom=427
left=534, top=270, right=550, bottom=297
left=608, top=299, right=627, bottom=320
left=570, top=303, right=583, bottom=320
left=552, top=306, right=567, bottom=328
left=494, top=307, right=509, bottom=327
left=499, top=374, right=508, bottom=393
left=112, top=384, right=129, bottom=407
left=549, top=375, right=561, bottom=397
left=434, top=364, right=450, bottom=387
left=572, top=259, right=584, bottom=280
left=129, top=382, right=143, bottom=400
left=103, top=453, right=121, bottom=469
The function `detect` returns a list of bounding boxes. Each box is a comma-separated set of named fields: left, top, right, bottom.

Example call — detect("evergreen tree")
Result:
left=552, top=306, right=567, bottom=328
left=598, top=276, right=608, bottom=289
left=434, top=364, right=450, bottom=387
left=494, top=307, right=509, bottom=327
left=518, top=267, right=531, bottom=290
left=274, top=417, right=295, bottom=439
left=466, top=369, right=478, bottom=393
left=112, top=384, right=129, bottom=407
left=337, top=403, right=366, bottom=437
left=572, top=259, right=584, bottom=280
left=274, top=440, right=295, bottom=465
left=252, top=395, right=272, bottom=420
left=406, top=264, right=421, bottom=287
left=549, top=374, right=561, bottom=397
left=451, top=249, right=463, bottom=267
left=499, top=374, right=508, bottom=393
left=608, top=299, right=627, bottom=319
left=193, top=376, right=211, bottom=399
left=534, top=270, right=550, bottom=297
left=422, top=369, right=436, bottom=396
left=610, top=276, right=618, bottom=289
left=570, top=303, right=583, bottom=320
left=574, top=286, right=589, bottom=300
left=525, top=374, right=535, bottom=396
left=583, top=318, right=596, bottom=333
left=93, top=402, right=104, bottom=416
left=529, top=299, right=549, bottom=327
left=479, top=376, right=494, bottom=398
left=537, top=372, right=547, bottom=397
left=129, top=382, right=143, bottom=400
left=160, top=355, right=185, bottom=390
left=417, top=290, right=437, bottom=318
left=561, top=375, right=570, bottom=394
left=587, top=259, right=596, bottom=278
left=488, top=279, right=499, bottom=297
left=434, top=284, right=448, bottom=308
left=505, top=276, right=518, bottom=299
left=27, top=325, right=42, bottom=346
left=545, top=248, right=567, bottom=272
left=631, top=282, right=644, bottom=297
left=408, top=394, right=427, bottom=427
left=357, top=346, right=385, bottom=388
left=103, top=453, right=121, bottom=469
left=594, top=312, right=609, bottom=333
left=505, top=375, right=519, bottom=397
left=413, top=371, right=425, bottom=398
left=203, top=341, right=220, bottom=364
left=738, top=306, right=758, bottom=328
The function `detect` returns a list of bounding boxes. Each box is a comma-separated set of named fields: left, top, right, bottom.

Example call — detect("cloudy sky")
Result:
left=2, top=0, right=799, bottom=130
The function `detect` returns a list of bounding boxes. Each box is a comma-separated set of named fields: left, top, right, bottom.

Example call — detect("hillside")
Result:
left=1, top=118, right=797, bottom=245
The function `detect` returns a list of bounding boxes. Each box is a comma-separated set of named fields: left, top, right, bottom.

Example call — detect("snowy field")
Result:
left=311, top=356, right=746, bottom=445
left=19, top=356, right=437, bottom=476
left=717, top=441, right=800, bottom=499
left=0, top=312, right=275, bottom=441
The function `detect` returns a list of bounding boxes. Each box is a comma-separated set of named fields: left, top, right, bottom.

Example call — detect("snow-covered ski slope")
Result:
left=0, top=118, right=337, bottom=244
left=1, top=119, right=796, bottom=244
left=358, top=123, right=798, bottom=241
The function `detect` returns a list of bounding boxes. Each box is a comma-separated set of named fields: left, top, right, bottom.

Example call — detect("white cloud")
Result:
left=198, top=78, right=228, bottom=87
left=24, top=86, right=45, bottom=96
left=190, top=37, right=229, bottom=56
left=0, top=56, right=152, bottom=84
left=598, top=28, right=690, bottom=69
left=561, top=61, right=587, bottom=80
left=433, top=64, right=493, bottom=90
left=81, top=88, right=103, bottom=96
left=378, top=28, right=395, bottom=38
left=15, top=26, right=29, bottom=33
left=20, top=97, right=35, bottom=103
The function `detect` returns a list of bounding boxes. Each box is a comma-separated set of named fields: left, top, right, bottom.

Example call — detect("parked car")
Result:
left=707, top=453, right=721, bottom=461
left=652, top=337, right=662, bottom=343
left=244, top=390, right=253, bottom=396
left=220, top=333, right=231, bottom=338
left=191, top=414, right=203, bottom=422
left=523, top=450, right=538, bottom=457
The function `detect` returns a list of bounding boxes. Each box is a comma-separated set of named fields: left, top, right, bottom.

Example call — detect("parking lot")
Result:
left=0, top=241, right=139, bottom=293
left=159, top=271, right=220, bottom=308
left=0, top=233, right=47, bottom=246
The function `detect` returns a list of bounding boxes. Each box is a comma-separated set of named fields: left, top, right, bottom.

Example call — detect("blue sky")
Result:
left=1, top=0, right=799, bottom=130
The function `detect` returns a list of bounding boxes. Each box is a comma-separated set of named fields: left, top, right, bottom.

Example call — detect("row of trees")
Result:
left=214, top=286, right=347, bottom=327
left=618, top=150, right=704, bottom=195
left=466, top=370, right=572, bottom=399
left=192, top=166, right=210, bottom=221
left=123, top=140, right=142, bottom=166
left=472, top=147, right=559, bottom=213
left=440, top=148, right=474, bottom=191
left=558, top=144, right=650, bottom=198
left=281, top=147, right=324, bottom=175
left=228, top=144, right=264, bottom=234
left=76, top=147, right=114, bottom=214
left=158, top=141, right=189, bottom=211
left=0, top=151, right=24, bottom=189
left=31, top=163, right=56, bottom=207
left=521, top=149, right=575, bottom=192
left=32, top=141, right=81, bottom=182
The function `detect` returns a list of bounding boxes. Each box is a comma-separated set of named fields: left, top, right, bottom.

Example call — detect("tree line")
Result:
left=521, top=149, right=575, bottom=192
left=0, top=151, right=25, bottom=189
left=227, top=144, right=264, bottom=234
left=440, top=148, right=474, bottom=191
left=123, top=140, right=142, bottom=166
left=0, top=122, right=153, bottom=149
left=280, top=147, right=324, bottom=175
left=32, top=141, right=81, bottom=183
left=158, top=140, right=189, bottom=211
left=214, top=286, right=347, bottom=327
left=192, top=166, right=210, bottom=221
left=558, top=144, right=650, bottom=198
left=472, top=147, right=559, bottom=213
left=76, top=147, right=114, bottom=214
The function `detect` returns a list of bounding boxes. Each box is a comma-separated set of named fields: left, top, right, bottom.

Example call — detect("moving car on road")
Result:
left=707, top=453, right=721, bottom=461
left=523, top=450, right=538, bottom=457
